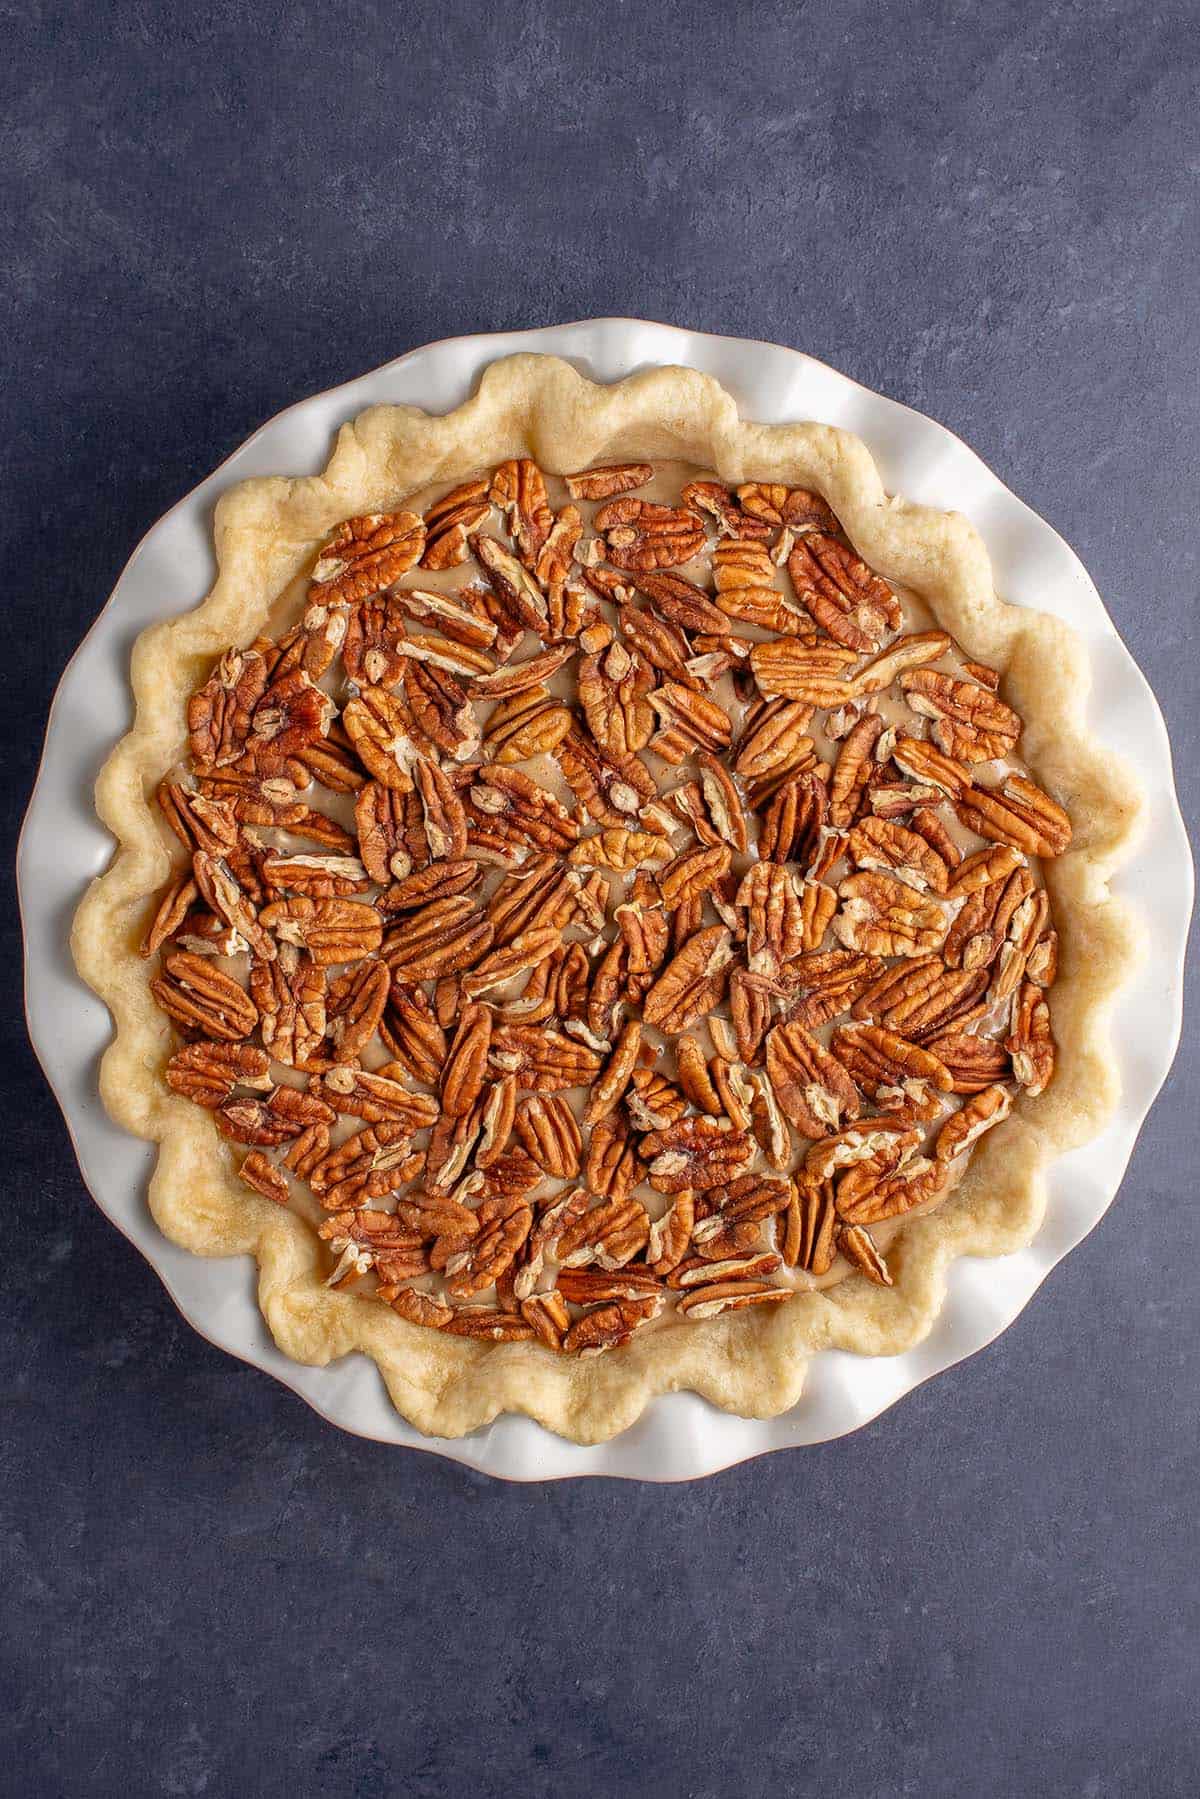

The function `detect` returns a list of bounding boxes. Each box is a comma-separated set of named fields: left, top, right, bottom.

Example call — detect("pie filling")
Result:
left=144, top=457, right=1068, bottom=1355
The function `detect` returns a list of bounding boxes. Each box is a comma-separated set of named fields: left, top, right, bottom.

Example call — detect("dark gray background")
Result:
left=3, top=2, right=1197, bottom=1794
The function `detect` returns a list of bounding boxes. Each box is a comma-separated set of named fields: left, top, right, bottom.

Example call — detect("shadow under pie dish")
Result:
left=71, top=354, right=1141, bottom=1443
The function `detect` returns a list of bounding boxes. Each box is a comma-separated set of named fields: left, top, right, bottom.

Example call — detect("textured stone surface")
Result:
left=3, top=2, right=1198, bottom=1794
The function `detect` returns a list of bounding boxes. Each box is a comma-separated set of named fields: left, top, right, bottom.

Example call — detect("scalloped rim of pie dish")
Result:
left=71, top=355, right=1143, bottom=1444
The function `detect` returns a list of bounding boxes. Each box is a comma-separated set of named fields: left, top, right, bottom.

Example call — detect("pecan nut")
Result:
left=150, top=951, right=258, bottom=1041
left=787, top=533, right=901, bottom=650
left=309, top=509, right=426, bottom=605
left=765, top=1019, right=861, bottom=1138
left=595, top=498, right=706, bottom=570
left=258, top=896, right=382, bottom=967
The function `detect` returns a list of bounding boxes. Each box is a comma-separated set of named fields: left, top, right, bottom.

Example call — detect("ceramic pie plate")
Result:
left=20, top=319, right=1192, bottom=1482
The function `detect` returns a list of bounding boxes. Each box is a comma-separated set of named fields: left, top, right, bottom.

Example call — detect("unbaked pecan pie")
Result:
left=74, top=358, right=1137, bottom=1439
left=139, top=453, right=1067, bottom=1352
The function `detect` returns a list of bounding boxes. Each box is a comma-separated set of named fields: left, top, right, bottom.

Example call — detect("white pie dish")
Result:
left=20, top=318, right=1192, bottom=1482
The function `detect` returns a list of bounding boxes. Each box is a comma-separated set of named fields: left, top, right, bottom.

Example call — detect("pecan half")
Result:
left=618, top=601, right=697, bottom=690
left=837, top=1223, right=892, bottom=1285
left=630, top=570, right=728, bottom=636
left=187, top=648, right=270, bottom=771
left=490, top=1024, right=604, bottom=1092
left=343, top=595, right=409, bottom=687
left=736, top=863, right=808, bottom=975
left=749, top=640, right=858, bottom=706
left=312, top=1121, right=422, bottom=1209
left=238, top=1151, right=291, bottom=1207
left=309, top=509, right=425, bottom=605
left=420, top=478, right=492, bottom=570
left=319, top=1066, right=439, bottom=1131
left=251, top=948, right=328, bottom=1068
left=846, top=815, right=950, bottom=894
left=657, top=843, right=731, bottom=912
left=645, top=1192, right=696, bottom=1275
left=827, top=713, right=885, bottom=828
left=934, top=1084, right=1012, bottom=1161
left=891, top=735, right=971, bottom=800
left=489, top=458, right=553, bottom=562
left=141, top=872, right=199, bottom=959
left=563, top=1296, right=661, bottom=1353
left=468, top=766, right=578, bottom=860
left=954, top=774, right=1073, bottom=858
left=829, top=1023, right=953, bottom=1098
left=836, top=1155, right=947, bottom=1226
left=483, top=687, right=573, bottom=765
left=470, top=531, right=550, bottom=636
left=565, top=462, right=653, bottom=501
left=405, top=658, right=483, bottom=763
left=191, top=852, right=276, bottom=961
left=519, top=1291, right=571, bottom=1350
left=626, top=1066, right=688, bottom=1132
left=382, top=894, right=493, bottom=981
left=850, top=956, right=988, bottom=1042
left=787, top=533, right=901, bottom=650
left=554, top=1193, right=650, bottom=1268
left=713, top=541, right=813, bottom=636
left=584, top=1020, right=644, bottom=1125
left=765, top=1019, right=861, bottom=1137
left=945, top=843, right=1023, bottom=899
left=443, top=1192, right=534, bottom=1299
left=923, top=1031, right=1011, bottom=1094
left=353, top=783, right=413, bottom=885
left=780, top=1172, right=837, bottom=1274
left=439, top=1001, right=493, bottom=1117
left=784, top=950, right=886, bottom=1031
left=554, top=728, right=656, bottom=829
left=568, top=827, right=671, bottom=874
left=324, top=958, right=389, bottom=1063
left=737, top=484, right=837, bottom=534
left=442, top=1310, right=536, bottom=1343
left=578, top=637, right=656, bottom=755
left=734, top=698, right=816, bottom=798
left=685, top=481, right=776, bottom=539
left=460, top=925, right=563, bottom=1000
left=833, top=870, right=947, bottom=958
left=341, top=687, right=417, bottom=790
left=643, top=926, right=734, bottom=1033
left=648, top=682, right=732, bottom=763
left=151, top=951, right=258, bottom=1041
left=158, top=781, right=239, bottom=854
left=166, top=1041, right=271, bottom=1108
left=942, top=866, right=1034, bottom=972
left=676, top=1280, right=791, bottom=1318
left=641, top=1116, right=754, bottom=1193
left=382, top=1287, right=455, bottom=1329
left=584, top=1114, right=644, bottom=1203
left=852, top=631, right=951, bottom=697
left=258, top=896, right=382, bottom=967
left=393, top=585, right=498, bottom=652
left=902, top=668, right=1021, bottom=763
left=514, top=1094, right=583, bottom=1177
left=1007, top=981, right=1054, bottom=1095
left=379, top=984, right=447, bottom=1083
left=595, top=498, right=706, bottom=571
left=260, top=854, right=371, bottom=901
left=758, top=771, right=829, bottom=866
left=218, top=1084, right=336, bottom=1148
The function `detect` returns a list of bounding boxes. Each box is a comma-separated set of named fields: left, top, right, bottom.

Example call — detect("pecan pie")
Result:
left=73, top=357, right=1139, bottom=1441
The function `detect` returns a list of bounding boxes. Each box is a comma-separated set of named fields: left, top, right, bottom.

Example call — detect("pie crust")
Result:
left=71, top=355, right=1142, bottom=1442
